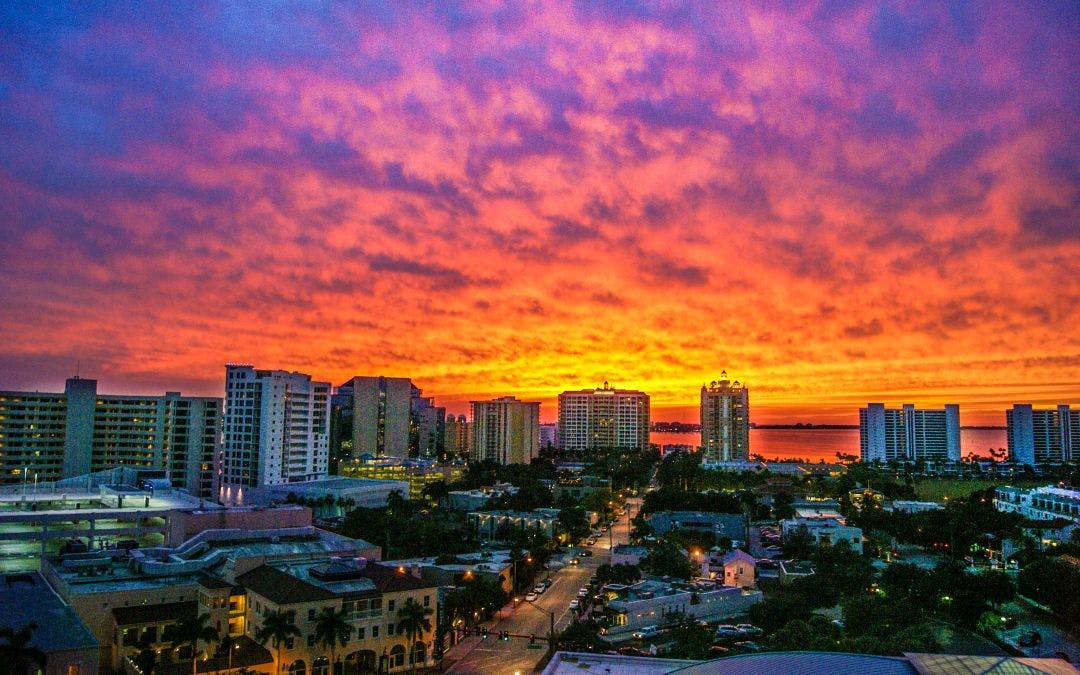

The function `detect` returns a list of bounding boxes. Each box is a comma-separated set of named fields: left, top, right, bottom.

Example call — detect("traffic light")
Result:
left=529, top=633, right=536, bottom=644
left=500, top=631, right=510, bottom=641
left=480, top=627, right=489, bottom=639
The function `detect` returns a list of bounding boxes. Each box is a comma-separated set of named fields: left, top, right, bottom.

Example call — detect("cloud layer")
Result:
left=1, top=1, right=1078, bottom=423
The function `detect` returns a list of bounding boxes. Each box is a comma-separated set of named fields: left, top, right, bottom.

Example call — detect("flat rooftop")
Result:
left=0, top=572, right=98, bottom=652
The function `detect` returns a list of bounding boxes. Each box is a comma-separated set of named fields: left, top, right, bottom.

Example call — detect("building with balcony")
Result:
left=339, top=457, right=461, bottom=497
left=859, top=403, right=960, bottom=463
left=1006, top=404, right=1079, bottom=465
left=557, top=383, right=649, bottom=452
left=781, top=514, right=863, bottom=554
left=0, top=377, right=221, bottom=496
left=470, top=396, right=540, bottom=465
left=221, top=365, right=330, bottom=492
left=700, top=372, right=750, bottom=464
left=994, top=485, right=1080, bottom=524
left=467, top=509, right=561, bottom=541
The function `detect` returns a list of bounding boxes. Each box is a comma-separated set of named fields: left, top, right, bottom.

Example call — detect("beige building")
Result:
left=0, top=377, right=221, bottom=496
left=557, top=383, right=650, bottom=452
left=700, top=372, right=750, bottom=464
left=470, top=396, right=540, bottom=465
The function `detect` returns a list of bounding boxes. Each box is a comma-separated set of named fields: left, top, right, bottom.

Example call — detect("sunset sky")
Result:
left=1, top=2, right=1077, bottom=424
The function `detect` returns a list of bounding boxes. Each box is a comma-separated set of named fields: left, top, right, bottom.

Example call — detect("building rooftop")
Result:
left=0, top=572, right=98, bottom=652
left=241, top=557, right=434, bottom=605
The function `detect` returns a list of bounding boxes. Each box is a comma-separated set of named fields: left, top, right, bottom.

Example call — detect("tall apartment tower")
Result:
left=700, top=372, right=750, bottom=464
left=444, top=414, right=471, bottom=459
left=342, top=376, right=413, bottom=459
left=410, top=384, right=445, bottom=459
left=470, top=397, right=540, bottom=464
left=220, top=365, right=330, bottom=491
left=859, top=403, right=960, bottom=463
left=1007, top=404, right=1078, bottom=465
left=0, top=377, right=221, bottom=496
left=557, top=383, right=650, bottom=452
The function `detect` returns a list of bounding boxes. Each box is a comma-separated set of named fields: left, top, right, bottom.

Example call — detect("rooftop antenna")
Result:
left=75, top=359, right=80, bottom=379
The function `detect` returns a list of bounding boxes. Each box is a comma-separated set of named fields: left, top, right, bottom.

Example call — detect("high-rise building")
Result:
left=1006, top=404, right=1078, bottom=465
left=859, top=403, right=960, bottom=463
left=220, top=365, right=330, bottom=491
left=444, top=414, right=471, bottom=459
left=410, top=384, right=445, bottom=459
left=700, top=372, right=750, bottom=464
left=471, top=397, right=540, bottom=464
left=557, top=383, right=650, bottom=452
left=343, top=376, right=413, bottom=459
left=0, top=377, right=221, bottom=496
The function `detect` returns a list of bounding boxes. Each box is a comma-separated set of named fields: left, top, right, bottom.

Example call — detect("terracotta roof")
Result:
left=113, top=600, right=196, bottom=626
left=237, top=565, right=337, bottom=605
left=363, top=564, right=432, bottom=592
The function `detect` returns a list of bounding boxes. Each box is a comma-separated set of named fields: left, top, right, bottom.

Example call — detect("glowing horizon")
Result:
left=1, top=2, right=1077, bottom=427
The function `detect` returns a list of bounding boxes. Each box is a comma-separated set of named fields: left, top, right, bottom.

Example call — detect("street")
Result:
left=443, top=498, right=640, bottom=674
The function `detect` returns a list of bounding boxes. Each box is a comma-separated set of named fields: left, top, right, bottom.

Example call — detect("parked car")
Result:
left=736, top=624, right=762, bottom=636
left=579, top=549, right=594, bottom=557
left=715, top=625, right=743, bottom=639
left=569, top=599, right=580, bottom=610
left=586, top=538, right=597, bottom=545
left=617, top=646, right=651, bottom=657
left=633, top=625, right=662, bottom=640
left=525, top=593, right=538, bottom=602
left=732, top=641, right=762, bottom=653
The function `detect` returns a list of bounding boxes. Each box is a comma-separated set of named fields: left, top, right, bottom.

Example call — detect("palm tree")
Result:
left=313, top=606, right=351, bottom=675
left=254, top=609, right=301, bottom=675
left=396, top=598, right=432, bottom=673
left=0, top=622, right=47, bottom=675
left=172, top=613, right=218, bottom=675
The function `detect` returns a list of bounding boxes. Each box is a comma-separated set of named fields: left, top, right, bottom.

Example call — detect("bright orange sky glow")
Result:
left=1, top=2, right=1078, bottom=426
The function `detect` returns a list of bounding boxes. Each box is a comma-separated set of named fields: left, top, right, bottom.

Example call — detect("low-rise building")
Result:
left=244, top=476, right=411, bottom=510
left=239, top=557, right=440, bottom=673
left=647, top=511, right=747, bottom=544
left=782, top=516, right=864, bottom=554
left=467, top=509, right=559, bottom=540
left=778, top=559, right=815, bottom=584
left=611, top=544, right=649, bottom=567
left=340, top=457, right=464, bottom=497
left=0, top=571, right=100, bottom=675
left=601, top=578, right=761, bottom=634
left=887, top=500, right=944, bottom=514
left=447, top=483, right=519, bottom=510
left=381, top=550, right=514, bottom=593
left=711, top=549, right=756, bottom=588
left=994, top=485, right=1080, bottom=523
left=552, top=475, right=611, bottom=501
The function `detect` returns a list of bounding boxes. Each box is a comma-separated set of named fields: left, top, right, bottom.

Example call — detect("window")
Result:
left=285, top=636, right=294, bottom=649
left=308, top=633, right=316, bottom=647
left=388, top=623, right=395, bottom=635
left=357, top=627, right=365, bottom=640
left=308, top=608, right=316, bottom=622
left=372, top=626, right=379, bottom=638
left=68, top=666, right=80, bottom=675
left=387, top=599, right=395, bottom=612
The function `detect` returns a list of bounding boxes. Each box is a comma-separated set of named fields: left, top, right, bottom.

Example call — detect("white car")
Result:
left=525, top=593, right=537, bottom=602
left=633, top=625, right=662, bottom=640
left=569, top=599, right=580, bottom=610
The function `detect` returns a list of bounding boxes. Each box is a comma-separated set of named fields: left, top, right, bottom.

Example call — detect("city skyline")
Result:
left=1, top=3, right=1078, bottom=427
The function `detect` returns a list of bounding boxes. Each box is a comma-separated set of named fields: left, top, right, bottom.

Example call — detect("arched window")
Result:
left=288, top=660, right=307, bottom=675
left=389, top=644, right=405, bottom=668
left=311, top=657, right=329, bottom=675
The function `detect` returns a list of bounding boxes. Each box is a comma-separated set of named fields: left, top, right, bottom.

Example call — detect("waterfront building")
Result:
left=858, top=403, right=960, bottom=463
left=557, top=383, right=650, bottom=452
left=470, top=396, right=540, bottom=464
left=1006, top=404, right=1078, bottom=465
left=221, top=365, right=330, bottom=490
left=0, top=377, right=220, bottom=496
left=994, top=485, right=1080, bottom=523
left=700, top=372, right=750, bottom=464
